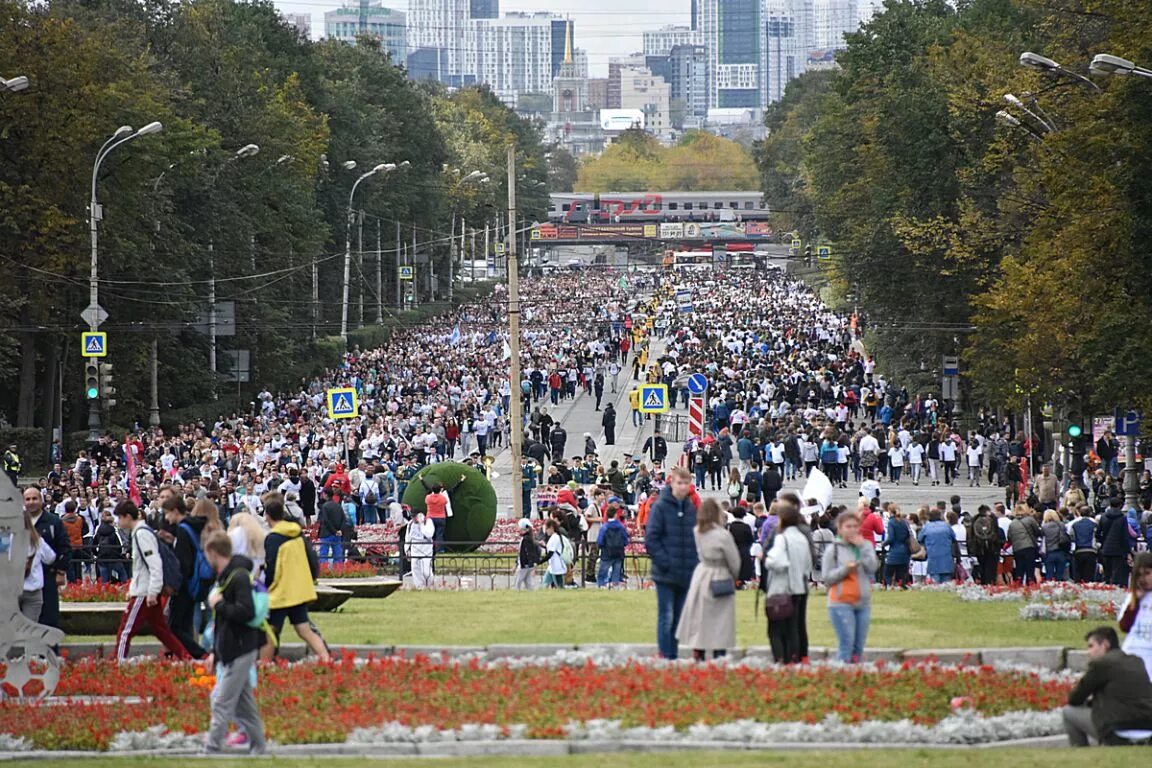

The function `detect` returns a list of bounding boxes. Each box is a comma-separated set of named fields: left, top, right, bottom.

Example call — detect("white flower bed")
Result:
left=1019, top=601, right=1119, bottom=622
left=108, top=725, right=205, bottom=752
left=344, top=710, right=1064, bottom=747
left=0, top=734, right=30, bottom=752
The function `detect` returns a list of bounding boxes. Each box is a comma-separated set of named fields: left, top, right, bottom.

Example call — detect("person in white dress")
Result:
left=405, top=513, right=436, bottom=589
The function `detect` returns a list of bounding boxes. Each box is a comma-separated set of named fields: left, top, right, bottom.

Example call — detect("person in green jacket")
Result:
left=1064, top=626, right=1152, bottom=746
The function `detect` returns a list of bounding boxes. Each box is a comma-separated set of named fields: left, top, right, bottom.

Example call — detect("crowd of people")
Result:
left=12, top=255, right=1152, bottom=750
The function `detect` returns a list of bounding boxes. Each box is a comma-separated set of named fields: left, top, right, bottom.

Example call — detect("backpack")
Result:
left=179, top=521, right=215, bottom=601
left=600, top=524, right=627, bottom=560
left=134, top=526, right=182, bottom=597
left=558, top=533, right=575, bottom=567
left=220, top=569, right=270, bottom=630
left=969, top=515, right=999, bottom=557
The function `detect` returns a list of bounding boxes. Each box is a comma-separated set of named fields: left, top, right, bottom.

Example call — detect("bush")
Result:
left=401, top=461, right=497, bottom=552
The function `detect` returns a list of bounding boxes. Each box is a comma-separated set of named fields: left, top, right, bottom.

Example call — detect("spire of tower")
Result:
left=564, top=19, right=573, bottom=64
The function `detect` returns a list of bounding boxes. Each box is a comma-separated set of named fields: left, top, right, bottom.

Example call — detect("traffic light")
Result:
left=84, top=362, right=99, bottom=399
left=1067, top=423, right=1083, bottom=438
left=98, top=362, right=116, bottom=408
left=804, top=245, right=813, bottom=266
left=1066, top=411, right=1086, bottom=475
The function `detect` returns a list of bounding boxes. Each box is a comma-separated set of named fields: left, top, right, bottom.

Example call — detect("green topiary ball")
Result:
left=401, top=461, right=497, bottom=552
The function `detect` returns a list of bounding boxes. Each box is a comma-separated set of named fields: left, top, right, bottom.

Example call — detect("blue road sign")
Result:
left=687, top=373, right=708, bottom=396
left=327, top=387, right=359, bottom=419
left=1115, top=408, right=1141, bottom=437
left=638, top=384, right=669, bottom=414
left=81, top=332, right=107, bottom=358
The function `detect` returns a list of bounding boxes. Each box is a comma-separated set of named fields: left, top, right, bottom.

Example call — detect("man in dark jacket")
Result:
left=25, top=486, right=70, bottom=630
left=162, top=495, right=208, bottom=659
left=644, top=466, right=698, bottom=659
left=1064, top=626, right=1152, bottom=746
left=1097, top=498, right=1132, bottom=586
left=203, top=532, right=266, bottom=755
left=550, top=424, right=567, bottom=459
left=317, top=490, right=346, bottom=565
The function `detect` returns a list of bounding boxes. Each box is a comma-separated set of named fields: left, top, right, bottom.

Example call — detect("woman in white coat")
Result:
left=763, top=500, right=813, bottom=664
left=405, top=512, right=436, bottom=589
left=676, top=499, right=741, bottom=660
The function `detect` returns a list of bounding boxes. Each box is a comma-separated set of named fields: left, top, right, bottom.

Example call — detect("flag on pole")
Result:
left=124, top=434, right=142, bottom=506
left=484, top=330, right=497, bottom=346
left=449, top=325, right=461, bottom=347
left=502, top=339, right=511, bottom=360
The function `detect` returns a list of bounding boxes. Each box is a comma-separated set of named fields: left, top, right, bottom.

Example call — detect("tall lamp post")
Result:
left=87, top=121, right=163, bottom=442
left=1088, top=51, right=1151, bottom=510
left=341, top=163, right=394, bottom=343
left=0, top=75, right=29, bottom=93
left=205, top=144, right=260, bottom=380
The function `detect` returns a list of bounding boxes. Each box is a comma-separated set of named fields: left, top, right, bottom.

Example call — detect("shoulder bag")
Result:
left=764, top=536, right=794, bottom=621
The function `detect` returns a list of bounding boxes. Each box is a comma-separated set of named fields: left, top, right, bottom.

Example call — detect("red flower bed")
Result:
left=0, top=657, right=1071, bottom=751
left=59, top=582, right=129, bottom=603
left=318, top=561, right=379, bottom=579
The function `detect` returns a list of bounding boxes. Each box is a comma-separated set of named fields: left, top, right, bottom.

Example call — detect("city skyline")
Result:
left=274, top=0, right=693, bottom=76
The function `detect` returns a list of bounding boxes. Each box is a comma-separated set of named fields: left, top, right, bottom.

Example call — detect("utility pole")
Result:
left=357, top=210, right=365, bottom=329
left=311, top=257, right=318, bottom=339
left=507, top=145, right=524, bottom=520
left=375, top=220, right=383, bottom=324
left=149, top=338, right=160, bottom=427
left=395, top=221, right=402, bottom=309
left=208, top=241, right=217, bottom=375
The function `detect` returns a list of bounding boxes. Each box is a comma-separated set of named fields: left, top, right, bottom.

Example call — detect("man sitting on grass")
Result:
left=1064, top=626, right=1152, bottom=746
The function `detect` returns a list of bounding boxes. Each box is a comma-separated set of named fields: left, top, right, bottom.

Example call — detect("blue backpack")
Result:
left=179, top=521, right=216, bottom=601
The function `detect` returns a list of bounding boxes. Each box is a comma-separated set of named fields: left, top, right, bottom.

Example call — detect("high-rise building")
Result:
left=670, top=44, right=709, bottom=121
left=814, top=0, right=857, bottom=50
left=761, top=0, right=810, bottom=104
left=470, top=0, right=498, bottom=19
left=618, top=64, right=672, bottom=136
left=407, top=0, right=471, bottom=83
left=586, top=78, right=609, bottom=110
left=462, top=13, right=569, bottom=105
left=552, top=20, right=586, bottom=113
left=282, top=13, right=312, bottom=38
left=642, top=25, right=703, bottom=57
left=325, top=3, right=406, bottom=63
left=701, top=0, right=762, bottom=109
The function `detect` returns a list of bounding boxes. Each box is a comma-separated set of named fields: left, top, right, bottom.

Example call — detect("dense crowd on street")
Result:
left=12, top=261, right=1152, bottom=747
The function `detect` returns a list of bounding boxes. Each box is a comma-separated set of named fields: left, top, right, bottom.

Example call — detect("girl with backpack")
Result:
left=543, top=519, right=569, bottom=588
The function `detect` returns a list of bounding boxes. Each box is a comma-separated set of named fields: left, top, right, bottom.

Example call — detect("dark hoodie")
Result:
left=213, top=554, right=265, bottom=664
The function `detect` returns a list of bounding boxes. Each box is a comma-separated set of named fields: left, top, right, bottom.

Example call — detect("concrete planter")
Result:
left=310, top=584, right=354, bottom=612
left=317, top=578, right=402, bottom=599
left=59, top=602, right=125, bottom=635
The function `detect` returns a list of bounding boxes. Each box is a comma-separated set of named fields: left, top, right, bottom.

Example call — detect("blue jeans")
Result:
left=597, top=557, right=623, bottom=587
left=655, top=581, right=689, bottom=659
left=319, top=535, right=344, bottom=565
left=1044, top=550, right=1068, bottom=581
left=98, top=561, right=129, bottom=583
left=930, top=572, right=951, bottom=584
left=362, top=504, right=379, bottom=525
left=828, top=602, right=871, bottom=663
left=431, top=517, right=446, bottom=553
left=632, top=409, right=643, bottom=427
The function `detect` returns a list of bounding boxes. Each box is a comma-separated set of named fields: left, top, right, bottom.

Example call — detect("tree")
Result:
left=576, top=130, right=758, bottom=191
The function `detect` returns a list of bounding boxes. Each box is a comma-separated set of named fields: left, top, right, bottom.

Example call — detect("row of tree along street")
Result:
left=755, top=0, right=1152, bottom=421
left=0, top=0, right=553, bottom=435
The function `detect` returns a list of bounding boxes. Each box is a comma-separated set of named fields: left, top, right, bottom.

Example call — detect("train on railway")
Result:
left=548, top=191, right=769, bottom=224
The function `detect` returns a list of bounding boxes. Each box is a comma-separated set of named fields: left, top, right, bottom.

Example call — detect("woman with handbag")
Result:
left=676, top=499, right=742, bottom=661
left=763, top=500, right=813, bottom=664
left=822, top=510, right=878, bottom=663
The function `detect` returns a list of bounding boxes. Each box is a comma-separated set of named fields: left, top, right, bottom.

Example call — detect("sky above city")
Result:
left=273, top=0, right=693, bottom=76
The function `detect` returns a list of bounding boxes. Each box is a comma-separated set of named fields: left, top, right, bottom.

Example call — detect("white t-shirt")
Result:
left=907, top=443, right=925, bottom=464
left=545, top=533, right=567, bottom=575
left=887, top=446, right=905, bottom=467
left=1122, top=592, right=1152, bottom=681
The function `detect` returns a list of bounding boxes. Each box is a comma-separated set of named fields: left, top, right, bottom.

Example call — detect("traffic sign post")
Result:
left=1115, top=408, right=1141, bottom=437
left=398, top=266, right=414, bottom=281
left=326, top=387, right=360, bottom=420
left=81, top=332, right=107, bottom=358
left=816, top=245, right=832, bottom=260
left=790, top=238, right=802, bottom=250
left=686, top=372, right=708, bottom=396
left=688, top=396, right=706, bottom=438
left=638, top=384, right=670, bottom=414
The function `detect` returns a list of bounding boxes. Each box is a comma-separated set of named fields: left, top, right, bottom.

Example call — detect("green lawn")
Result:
left=23, top=751, right=1149, bottom=768
left=78, top=589, right=1098, bottom=649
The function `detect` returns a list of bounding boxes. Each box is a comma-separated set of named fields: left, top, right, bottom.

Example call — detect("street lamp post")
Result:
left=1018, top=51, right=1101, bottom=90
left=1091, top=54, right=1152, bottom=79
left=342, top=163, right=394, bottom=343
left=448, top=170, right=488, bottom=302
left=0, top=75, right=29, bottom=93
left=87, top=121, right=163, bottom=442
left=206, top=144, right=259, bottom=379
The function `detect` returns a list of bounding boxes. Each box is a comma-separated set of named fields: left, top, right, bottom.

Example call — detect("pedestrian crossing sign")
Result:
left=398, top=266, right=414, bottom=281
left=326, top=387, right=359, bottom=419
left=81, top=332, right=107, bottom=358
left=638, top=384, right=669, bottom=414
left=817, top=245, right=832, bottom=259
